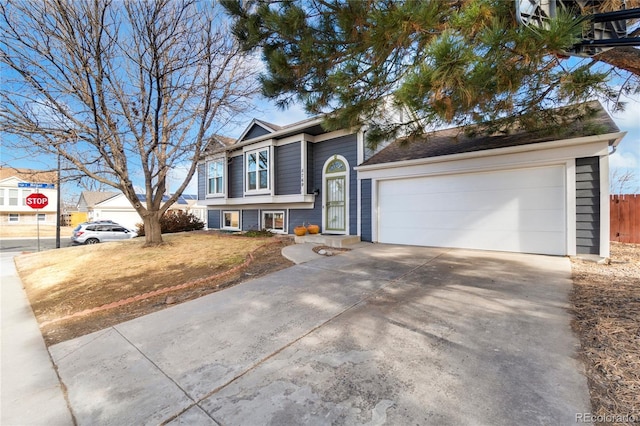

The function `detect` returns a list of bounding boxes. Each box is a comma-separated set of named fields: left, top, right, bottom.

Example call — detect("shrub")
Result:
left=242, top=229, right=274, bottom=238
left=136, top=210, right=205, bottom=236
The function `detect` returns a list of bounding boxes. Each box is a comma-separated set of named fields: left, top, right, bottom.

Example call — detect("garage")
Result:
left=377, top=165, right=567, bottom=255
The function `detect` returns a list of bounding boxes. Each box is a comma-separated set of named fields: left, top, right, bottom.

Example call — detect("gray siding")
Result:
left=289, top=134, right=358, bottom=234
left=242, top=125, right=271, bottom=141
left=576, top=157, right=600, bottom=254
left=207, top=209, right=220, bottom=229
left=197, top=163, right=205, bottom=200
left=312, top=134, right=358, bottom=235
left=229, top=155, right=243, bottom=198
left=360, top=179, right=372, bottom=242
left=242, top=209, right=259, bottom=231
left=275, top=143, right=301, bottom=195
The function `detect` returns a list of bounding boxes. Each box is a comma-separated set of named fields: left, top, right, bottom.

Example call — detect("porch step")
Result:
left=294, top=234, right=361, bottom=248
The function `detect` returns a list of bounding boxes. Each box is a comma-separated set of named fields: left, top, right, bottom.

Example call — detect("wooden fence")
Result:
left=610, top=194, right=640, bottom=243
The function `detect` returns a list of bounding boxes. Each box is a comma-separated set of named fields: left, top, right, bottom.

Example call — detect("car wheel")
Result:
left=85, top=238, right=99, bottom=245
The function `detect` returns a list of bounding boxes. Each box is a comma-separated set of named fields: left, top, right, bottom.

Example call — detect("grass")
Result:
left=1, top=224, right=73, bottom=238
left=15, top=232, right=274, bottom=325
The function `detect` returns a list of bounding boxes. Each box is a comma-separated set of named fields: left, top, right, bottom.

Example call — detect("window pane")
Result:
left=215, top=177, right=223, bottom=193
left=274, top=213, right=284, bottom=230
left=259, top=170, right=268, bottom=189
left=9, top=189, right=18, bottom=206
left=208, top=162, right=217, bottom=177
left=247, top=153, right=256, bottom=172
left=224, top=211, right=239, bottom=228
left=209, top=179, right=216, bottom=193
left=37, top=213, right=46, bottom=221
left=248, top=171, right=256, bottom=190
left=9, top=213, right=19, bottom=222
left=215, top=161, right=223, bottom=175
left=258, top=150, right=268, bottom=170
left=264, top=214, right=274, bottom=229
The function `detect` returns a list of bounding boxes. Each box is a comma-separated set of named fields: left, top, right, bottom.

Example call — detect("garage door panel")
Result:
left=377, top=166, right=566, bottom=255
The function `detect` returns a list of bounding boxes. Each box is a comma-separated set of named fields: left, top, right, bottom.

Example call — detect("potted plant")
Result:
left=306, top=224, right=320, bottom=234
left=294, top=225, right=307, bottom=236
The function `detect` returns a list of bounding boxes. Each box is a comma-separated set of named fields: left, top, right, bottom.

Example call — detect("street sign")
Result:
left=18, top=182, right=55, bottom=189
left=26, top=193, right=49, bottom=209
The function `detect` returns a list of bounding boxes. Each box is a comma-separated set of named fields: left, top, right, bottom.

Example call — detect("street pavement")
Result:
left=47, top=244, right=591, bottom=425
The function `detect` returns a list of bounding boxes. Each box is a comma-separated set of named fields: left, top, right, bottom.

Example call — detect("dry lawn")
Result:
left=1, top=224, right=73, bottom=238
left=16, top=231, right=293, bottom=345
left=571, top=242, right=640, bottom=424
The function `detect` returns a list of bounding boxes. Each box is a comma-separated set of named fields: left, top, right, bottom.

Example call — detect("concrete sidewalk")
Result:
left=49, top=244, right=591, bottom=425
left=1, top=252, right=74, bottom=426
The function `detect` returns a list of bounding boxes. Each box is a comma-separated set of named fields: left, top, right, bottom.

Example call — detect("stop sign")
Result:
left=26, top=193, right=49, bottom=209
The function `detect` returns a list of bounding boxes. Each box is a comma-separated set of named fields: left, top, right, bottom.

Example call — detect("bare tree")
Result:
left=1, top=0, right=260, bottom=244
left=610, top=168, right=640, bottom=194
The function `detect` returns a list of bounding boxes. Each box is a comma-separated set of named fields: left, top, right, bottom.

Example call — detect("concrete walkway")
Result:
left=1, top=252, right=74, bottom=426
left=48, top=244, right=590, bottom=425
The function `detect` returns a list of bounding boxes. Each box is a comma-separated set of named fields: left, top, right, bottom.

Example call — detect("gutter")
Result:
left=355, top=131, right=626, bottom=172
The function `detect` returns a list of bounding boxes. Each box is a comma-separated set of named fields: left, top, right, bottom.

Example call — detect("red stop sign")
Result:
left=26, top=193, right=49, bottom=209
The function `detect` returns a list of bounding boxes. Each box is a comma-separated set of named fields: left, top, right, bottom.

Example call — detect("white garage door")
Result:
left=97, top=210, right=141, bottom=230
left=377, top=166, right=566, bottom=255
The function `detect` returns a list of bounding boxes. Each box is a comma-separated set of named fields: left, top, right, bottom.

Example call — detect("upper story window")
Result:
left=207, top=159, right=225, bottom=195
left=8, top=189, right=18, bottom=206
left=246, top=148, right=269, bottom=192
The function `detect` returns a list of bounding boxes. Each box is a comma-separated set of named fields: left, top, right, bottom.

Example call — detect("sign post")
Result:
left=25, top=192, right=49, bottom=252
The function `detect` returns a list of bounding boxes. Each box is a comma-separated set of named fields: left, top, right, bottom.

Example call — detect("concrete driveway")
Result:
left=50, top=245, right=590, bottom=425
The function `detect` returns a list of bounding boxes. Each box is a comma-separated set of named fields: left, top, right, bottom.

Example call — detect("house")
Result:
left=77, top=191, right=205, bottom=230
left=0, top=167, right=58, bottom=226
left=197, top=101, right=625, bottom=258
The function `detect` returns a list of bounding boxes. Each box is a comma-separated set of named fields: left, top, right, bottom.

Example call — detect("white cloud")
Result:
left=610, top=150, right=638, bottom=169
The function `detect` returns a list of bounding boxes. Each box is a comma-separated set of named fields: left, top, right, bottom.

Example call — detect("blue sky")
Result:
left=2, top=94, right=639, bottom=198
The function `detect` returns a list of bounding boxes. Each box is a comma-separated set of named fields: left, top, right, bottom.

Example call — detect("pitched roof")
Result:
left=361, top=101, right=620, bottom=166
left=204, top=134, right=237, bottom=155
left=79, top=191, right=119, bottom=207
left=0, top=167, right=57, bottom=183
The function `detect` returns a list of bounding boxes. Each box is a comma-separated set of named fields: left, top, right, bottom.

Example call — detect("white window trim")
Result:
left=8, top=213, right=19, bottom=222
left=244, top=146, right=272, bottom=195
left=261, top=210, right=286, bottom=234
left=222, top=210, right=241, bottom=231
left=206, top=157, right=226, bottom=198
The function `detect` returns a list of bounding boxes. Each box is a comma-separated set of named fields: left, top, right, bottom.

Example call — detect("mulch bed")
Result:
left=570, top=242, right=640, bottom=424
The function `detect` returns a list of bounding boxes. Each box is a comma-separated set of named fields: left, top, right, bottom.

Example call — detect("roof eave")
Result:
left=355, top=131, right=625, bottom=172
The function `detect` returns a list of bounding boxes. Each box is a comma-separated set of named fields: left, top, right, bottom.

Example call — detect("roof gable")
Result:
left=78, top=191, right=120, bottom=208
left=238, top=119, right=279, bottom=142
left=362, top=101, right=620, bottom=167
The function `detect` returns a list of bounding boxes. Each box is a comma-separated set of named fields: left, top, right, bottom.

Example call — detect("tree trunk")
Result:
left=595, top=47, right=640, bottom=76
left=143, top=211, right=164, bottom=245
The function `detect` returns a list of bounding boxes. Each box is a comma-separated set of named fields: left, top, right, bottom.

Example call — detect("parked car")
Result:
left=71, top=222, right=138, bottom=244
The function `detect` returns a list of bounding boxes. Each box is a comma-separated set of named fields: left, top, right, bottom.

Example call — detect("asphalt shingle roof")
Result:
left=362, top=101, right=620, bottom=167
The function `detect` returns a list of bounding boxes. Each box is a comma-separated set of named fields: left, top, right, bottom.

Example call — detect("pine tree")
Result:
left=223, top=0, right=639, bottom=146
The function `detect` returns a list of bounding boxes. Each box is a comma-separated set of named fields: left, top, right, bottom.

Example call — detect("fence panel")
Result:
left=610, top=194, right=640, bottom=243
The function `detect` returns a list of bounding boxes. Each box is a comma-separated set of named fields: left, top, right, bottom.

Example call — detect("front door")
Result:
left=323, top=156, right=349, bottom=234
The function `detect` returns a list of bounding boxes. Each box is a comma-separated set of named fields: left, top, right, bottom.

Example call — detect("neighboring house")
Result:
left=77, top=191, right=204, bottom=230
left=0, top=167, right=58, bottom=226
left=198, top=101, right=624, bottom=258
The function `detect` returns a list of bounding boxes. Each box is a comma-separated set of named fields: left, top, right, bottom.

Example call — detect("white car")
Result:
left=71, top=222, right=138, bottom=244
